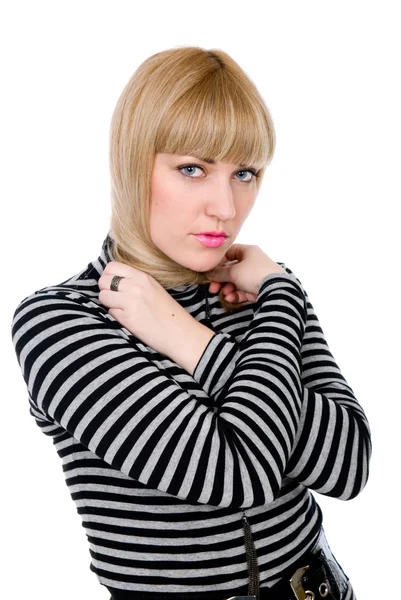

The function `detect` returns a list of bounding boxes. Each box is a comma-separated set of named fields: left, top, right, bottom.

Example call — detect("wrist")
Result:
left=165, top=316, right=215, bottom=375
left=254, top=269, right=288, bottom=294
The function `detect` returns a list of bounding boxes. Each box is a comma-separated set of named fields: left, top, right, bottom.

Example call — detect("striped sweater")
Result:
left=11, top=233, right=371, bottom=595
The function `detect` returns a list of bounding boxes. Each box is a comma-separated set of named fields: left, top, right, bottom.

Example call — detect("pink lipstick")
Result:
left=192, top=234, right=227, bottom=248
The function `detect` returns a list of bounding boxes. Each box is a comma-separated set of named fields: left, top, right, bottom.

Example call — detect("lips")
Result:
left=198, top=232, right=227, bottom=237
left=193, top=234, right=227, bottom=248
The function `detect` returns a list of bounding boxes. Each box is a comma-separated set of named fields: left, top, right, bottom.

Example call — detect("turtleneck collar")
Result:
left=96, top=232, right=204, bottom=299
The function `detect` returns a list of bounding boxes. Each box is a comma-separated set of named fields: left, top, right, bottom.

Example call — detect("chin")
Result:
left=187, top=258, right=222, bottom=273
left=169, top=246, right=225, bottom=273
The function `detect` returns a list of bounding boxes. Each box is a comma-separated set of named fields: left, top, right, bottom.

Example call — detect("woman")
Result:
left=11, top=46, right=370, bottom=600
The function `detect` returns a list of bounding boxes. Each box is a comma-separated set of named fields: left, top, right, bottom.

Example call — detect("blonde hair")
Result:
left=108, top=45, right=276, bottom=312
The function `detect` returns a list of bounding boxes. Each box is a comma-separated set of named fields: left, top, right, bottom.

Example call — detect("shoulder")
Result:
left=10, top=286, right=139, bottom=376
left=12, top=263, right=104, bottom=322
left=11, top=285, right=110, bottom=351
left=36, top=263, right=101, bottom=300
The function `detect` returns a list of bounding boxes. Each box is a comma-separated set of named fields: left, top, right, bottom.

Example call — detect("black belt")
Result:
left=107, top=546, right=342, bottom=600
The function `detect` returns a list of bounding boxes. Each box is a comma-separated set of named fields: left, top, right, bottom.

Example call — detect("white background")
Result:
left=2, top=1, right=400, bottom=598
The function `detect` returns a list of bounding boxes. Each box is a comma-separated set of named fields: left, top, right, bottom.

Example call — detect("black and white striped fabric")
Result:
left=11, top=233, right=370, bottom=596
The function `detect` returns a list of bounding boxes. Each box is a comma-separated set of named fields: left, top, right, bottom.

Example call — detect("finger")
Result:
left=98, top=288, right=127, bottom=309
left=222, top=282, right=236, bottom=294
left=99, top=273, right=127, bottom=292
left=209, top=281, right=236, bottom=295
left=224, top=292, right=237, bottom=302
left=104, top=260, right=134, bottom=274
left=225, top=290, right=254, bottom=304
left=103, top=261, right=145, bottom=281
left=108, top=307, right=125, bottom=319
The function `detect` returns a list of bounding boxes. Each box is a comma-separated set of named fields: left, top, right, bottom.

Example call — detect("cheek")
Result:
left=151, top=182, right=194, bottom=223
left=150, top=191, right=190, bottom=243
left=152, top=175, right=184, bottom=211
left=149, top=182, right=172, bottom=226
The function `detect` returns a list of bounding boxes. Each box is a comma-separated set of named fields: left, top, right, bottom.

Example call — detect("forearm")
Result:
left=163, top=315, right=216, bottom=375
left=286, top=384, right=371, bottom=499
left=12, top=276, right=305, bottom=509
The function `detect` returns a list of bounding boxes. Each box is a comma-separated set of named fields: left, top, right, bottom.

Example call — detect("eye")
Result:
left=178, top=164, right=204, bottom=178
left=176, top=163, right=259, bottom=182
left=236, top=170, right=257, bottom=182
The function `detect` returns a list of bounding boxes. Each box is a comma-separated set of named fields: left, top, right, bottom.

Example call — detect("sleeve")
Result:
left=193, top=265, right=372, bottom=501
left=282, top=266, right=372, bottom=499
left=10, top=273, right=306, bottom=510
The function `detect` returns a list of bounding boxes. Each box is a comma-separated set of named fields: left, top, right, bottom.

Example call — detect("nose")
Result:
left=205, top=177, right=236, bottom=220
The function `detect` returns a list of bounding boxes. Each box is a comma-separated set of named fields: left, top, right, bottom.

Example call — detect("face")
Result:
left=149, top=152, right=259, bottom=273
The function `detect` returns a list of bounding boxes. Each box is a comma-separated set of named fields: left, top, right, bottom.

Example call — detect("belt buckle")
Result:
left=289, top=565, right=310, bottom=600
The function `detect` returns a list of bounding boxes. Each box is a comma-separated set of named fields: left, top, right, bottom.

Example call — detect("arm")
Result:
left=192, top=265, right=372, bottom=500
left=165, top=318, right=216, bottom=376
left=282, top=266, right=372, bottom=499
left=11, top=273, right=306, bottom=509
left=166, top=273, right=290, bottom=378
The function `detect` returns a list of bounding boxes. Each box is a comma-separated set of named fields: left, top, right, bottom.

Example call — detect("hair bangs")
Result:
left=155, top=73, right=274, bottom=171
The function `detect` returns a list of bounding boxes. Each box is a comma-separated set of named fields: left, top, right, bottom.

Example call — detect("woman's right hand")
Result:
left=204, top=243, right=286, bottom=302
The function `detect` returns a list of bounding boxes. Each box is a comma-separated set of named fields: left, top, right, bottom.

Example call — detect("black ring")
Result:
left=110, top=275, right=124, bottom=292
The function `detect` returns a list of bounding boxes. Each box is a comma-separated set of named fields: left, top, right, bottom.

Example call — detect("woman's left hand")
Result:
left=98, top=261, right=195, bottom=356
left=207, top=256, right=258, bottom=303
left=208, top=280, right=258, bottom=304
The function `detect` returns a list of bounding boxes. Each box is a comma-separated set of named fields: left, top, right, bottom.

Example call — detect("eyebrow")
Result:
left=190, top=155, right=249, bottom=168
